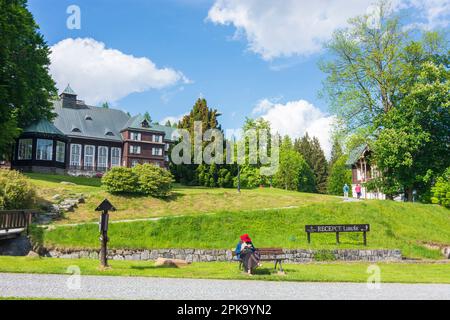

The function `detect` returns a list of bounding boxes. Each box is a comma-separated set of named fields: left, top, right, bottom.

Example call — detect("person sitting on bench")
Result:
left=239, top=234, right=261, bottom=276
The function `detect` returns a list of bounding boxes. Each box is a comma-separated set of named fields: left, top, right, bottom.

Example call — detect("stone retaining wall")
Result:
left=45, top=248, right=403, bottom=263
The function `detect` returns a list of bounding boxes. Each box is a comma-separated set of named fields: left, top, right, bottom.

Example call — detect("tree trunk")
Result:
left=406, top=187, right=414, bottom=203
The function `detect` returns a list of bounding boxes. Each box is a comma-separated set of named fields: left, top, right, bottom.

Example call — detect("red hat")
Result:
left=240, top=234, right=252, bottom=243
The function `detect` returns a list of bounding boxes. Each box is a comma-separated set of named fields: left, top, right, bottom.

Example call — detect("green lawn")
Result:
left=25, top=173, right=450, bottom=260
left=39, top=201, right=450, bottom=259
left=0, top=257, right=449, bottom=284
left=26, top=173, right=339, bottom=224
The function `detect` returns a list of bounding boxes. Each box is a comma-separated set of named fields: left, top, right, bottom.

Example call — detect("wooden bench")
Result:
left=233, top=248, right=286, bottom=272
left=0, top=210, right=34, bottom=239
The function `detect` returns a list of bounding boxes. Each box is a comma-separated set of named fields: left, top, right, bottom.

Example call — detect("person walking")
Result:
left=343, top=184, right=350, bottom=200
left=355, top=184, right=362, bottom=200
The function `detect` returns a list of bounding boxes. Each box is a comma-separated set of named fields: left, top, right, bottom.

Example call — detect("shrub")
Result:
left=431, top=168, right=450, bottom=208
left=132, top=164, right=174, bottom=197
left=101, top=167, right=139, bottom=194
left=0, top=170, right=36, bottom=210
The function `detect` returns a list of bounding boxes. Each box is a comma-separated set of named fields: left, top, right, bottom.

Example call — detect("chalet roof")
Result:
left=122, top=114, right=177, bottom=141
left=52, top=100, right=130, bottom=142
left=346, top=144, right=369, bottom=166
left=23, top=119, right=65, bottom=136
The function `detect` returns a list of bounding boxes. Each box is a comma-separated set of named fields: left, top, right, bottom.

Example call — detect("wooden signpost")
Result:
left=95, top=199, right=116, bottom=268
left=305, top=224, right=370, bottom=246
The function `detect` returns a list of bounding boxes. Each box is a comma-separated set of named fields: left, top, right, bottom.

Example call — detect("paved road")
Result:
left=0, top=273, right=449, bottom=300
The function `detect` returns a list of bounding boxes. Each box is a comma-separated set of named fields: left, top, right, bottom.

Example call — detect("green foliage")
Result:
left=273, top=141, right=315, bottom=192
left=42, top=200, right=450, bottom=260
left=372, top=58, right=450, bottom=200
left=144, top=112, right=152, bottom=122
left=0, top=170, right=36, bottom=210
left=171, top=98, right=235, bottom=187
left=431, top=168, right=450, bottom=208
left=0, top=0, right=57, bottom=155
left=314, top=250, right=337, bottom=262
left=102, top=165, right=174, bottom=197
left=320, top=1, right=404, bottom=131
left=294, top=134, right=328, bottom=193
left=234, top=165, right=268, bottom=189
left=327, top=155, right=353, bottom=196
left=101, top=167, right=139, bottom=194
left=133, top=164, right=174, bottom=197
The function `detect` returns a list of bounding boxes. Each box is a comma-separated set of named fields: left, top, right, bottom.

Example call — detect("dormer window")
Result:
left=105, top=131, right=115, bottom=137
left=141, top=119, right=150, bottom=128
left=72, top=127, right=82, bottom=133
left=85, top=115, right=93, bottom=121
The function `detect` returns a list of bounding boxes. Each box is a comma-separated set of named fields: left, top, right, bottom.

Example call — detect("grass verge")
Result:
left=0, top=257, right=449, bottom=284
left=40, top=201, right=450, bottom=259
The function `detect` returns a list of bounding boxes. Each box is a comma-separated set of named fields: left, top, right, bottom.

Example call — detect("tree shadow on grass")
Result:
left=130, top=265, right=182, bottom=270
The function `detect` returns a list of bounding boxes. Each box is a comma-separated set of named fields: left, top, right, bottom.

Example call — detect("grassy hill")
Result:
left=27, top=173, right=339, bottom=223
left=39, top=202, right=449, bottom=260
left=26, top=173, right=450, bottom=260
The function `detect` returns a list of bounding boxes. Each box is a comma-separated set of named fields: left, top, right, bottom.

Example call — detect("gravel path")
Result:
left=1, top=273, right=449, bottom=300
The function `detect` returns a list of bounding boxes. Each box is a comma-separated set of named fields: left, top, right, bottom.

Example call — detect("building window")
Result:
left=84, top=145, right=95, bottom=169
left=131, top=159, right=139, bottom=167
left=129, top=145, right=141, bottom=155
left=36, top=139, right=53, bottom=161
left=70, top=144, right=82, bottom=167
left=56, top=142, right=66, bottom=163
left=152, top=147, right=163, bottom=156
left=98, top=146, right=108, bottom=169
left=154, top=162, right=161, bottom=167
left=111, top=147, right=121, bottom=167
left=165, top=143, right=170, bottom=151
left=153, top=135, right=162, bottom=143
left=131, top=132, right=141, bottom=141
left=18, top=139, right=33, bottom=160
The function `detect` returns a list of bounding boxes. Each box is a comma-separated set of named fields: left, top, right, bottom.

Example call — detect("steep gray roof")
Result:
left=52, top=100, right=130, bottom=142
left=346, top=144, right=369, bottom=166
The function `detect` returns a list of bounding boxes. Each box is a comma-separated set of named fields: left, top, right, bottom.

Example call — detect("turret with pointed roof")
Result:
left=60, top=84, right=78, bottom=108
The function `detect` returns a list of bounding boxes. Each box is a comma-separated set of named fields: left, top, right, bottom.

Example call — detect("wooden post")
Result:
left=307, top=232, right=311, bottom=244
left=336, top=232, right=340, bottom=245
left=96, top=199, right=116, bottom=269
left=100, top=211, right=109, bottom=268
left=363, top=231, right=367, bottom=246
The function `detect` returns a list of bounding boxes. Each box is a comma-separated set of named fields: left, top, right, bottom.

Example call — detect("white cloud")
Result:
left=160, top=114, right=187, bottom=125
left=253, top=99, right=336, bottom=159
left=50, top=38, right=190, bottom=105
left=207, top=0, right=450, bottom=60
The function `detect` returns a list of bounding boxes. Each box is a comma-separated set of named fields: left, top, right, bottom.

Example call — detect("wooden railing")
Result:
left=0, top=210, right=34, bottom=234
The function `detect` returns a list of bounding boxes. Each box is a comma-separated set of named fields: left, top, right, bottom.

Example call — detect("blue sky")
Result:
left=27, top=0, right=450, bottom=156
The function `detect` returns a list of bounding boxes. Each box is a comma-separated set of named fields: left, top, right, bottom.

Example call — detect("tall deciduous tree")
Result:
left=372, top=56, right=450, bottom=201
left=320, top=0, right=404, bottom=133
left=274, top=137, right=315, bottom=192
left=0, top=0, right=56, bottom=156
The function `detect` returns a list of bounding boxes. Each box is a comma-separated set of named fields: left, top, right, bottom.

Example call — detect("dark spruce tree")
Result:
left=0, top=0, right=57, bottom=157
left=294, top=133, right=329, bottom=194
